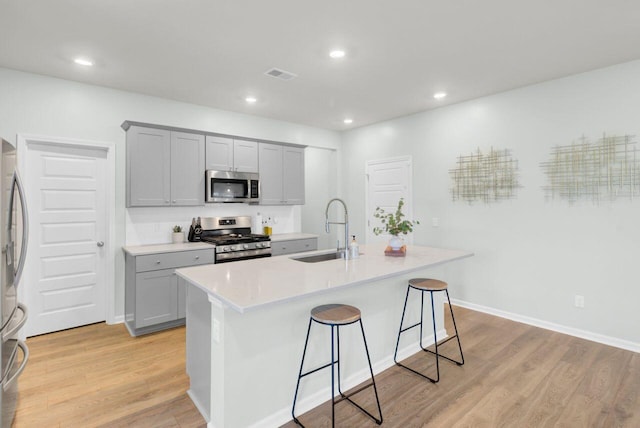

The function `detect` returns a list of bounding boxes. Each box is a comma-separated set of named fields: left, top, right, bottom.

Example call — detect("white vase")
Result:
left=172, top=232, right=185, bottom=243
left=389, top=236, right=403, bottom=250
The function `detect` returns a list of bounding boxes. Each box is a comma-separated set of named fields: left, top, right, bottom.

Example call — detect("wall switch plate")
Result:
left=574, top=295, right=585, bottom=308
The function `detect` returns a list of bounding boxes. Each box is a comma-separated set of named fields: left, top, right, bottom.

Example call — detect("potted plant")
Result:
left=372, top=198, right=419, bottom=250
left=172, top=225, right=184, bottom=243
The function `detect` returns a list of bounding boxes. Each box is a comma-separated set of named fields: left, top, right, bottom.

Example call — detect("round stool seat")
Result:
left=311, top=304, right=361, bottom=325
left=408, top=278, right=448, bottom=291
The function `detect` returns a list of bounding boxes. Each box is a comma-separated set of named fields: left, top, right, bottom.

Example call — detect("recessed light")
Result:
left=433, top=92, right=447, bottom=100
left=245, top=96, right=257, bottom=104
left=343, top=118, right=353, bottom=124
left=74, top=58, right=93, bottom=67
left=330, top=50, right=346, bottom=59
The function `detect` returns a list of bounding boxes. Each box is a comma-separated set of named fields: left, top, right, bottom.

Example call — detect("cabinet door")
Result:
left=233, top=140, right=258, bottom=172
left=283, top=146, right=305, bottom=205
left=271, top=238, right=317, bottom=256
left=258, top=143, right=284, bottom=205
left=171, top=131, right=205, bottom=206
left=205, top=136, right=234, bottom=171
left=135, top=269, right=178, bottom=328
left=127, top=126, right=171, bottom=207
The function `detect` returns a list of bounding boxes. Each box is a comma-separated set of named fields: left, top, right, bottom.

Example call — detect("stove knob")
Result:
left=223, top=246, right=230, bottom=252
left=243, top=244, right=249, bottom=249
left=255, top=243, right=263, bottom=248
left=231, top=245, right=238, bottom=251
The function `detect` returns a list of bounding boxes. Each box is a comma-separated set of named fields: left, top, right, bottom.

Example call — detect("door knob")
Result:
left=97, top=241, right=104, bottom=247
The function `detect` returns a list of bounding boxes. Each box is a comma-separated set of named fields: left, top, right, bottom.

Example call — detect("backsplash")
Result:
left=126, top=204, right=301, bottom=245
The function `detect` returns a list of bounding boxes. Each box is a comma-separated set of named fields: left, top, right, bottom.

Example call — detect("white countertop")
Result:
left=269, top=233, right=318, bottom=242
left=123, top=242, right=214, bottom=256
left=176, top=244, right=473, bottom=313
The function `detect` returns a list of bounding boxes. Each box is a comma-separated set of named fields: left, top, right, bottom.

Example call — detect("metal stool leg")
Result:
left=393, top=285, right=412, bottom=364
left=292, top=318, right=314, bottom=426
left=330, top=325, right=336, bottom=428
left=446, top=289, right=464, bottom=365
left=358, top=319, right=383, bottom=424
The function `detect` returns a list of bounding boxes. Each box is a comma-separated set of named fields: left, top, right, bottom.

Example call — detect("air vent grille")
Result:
left=264, top=68, right=297, bottom=81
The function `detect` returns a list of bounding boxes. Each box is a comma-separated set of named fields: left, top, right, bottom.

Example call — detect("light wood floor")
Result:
left=14, top=307, right=639, bottom=427
left=14, top=323, right=206, bottom=428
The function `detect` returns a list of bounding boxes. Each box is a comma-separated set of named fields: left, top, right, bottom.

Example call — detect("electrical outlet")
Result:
left=574, top=295, right=585, bottom=308
left=432, top=217, right=440, bottom=227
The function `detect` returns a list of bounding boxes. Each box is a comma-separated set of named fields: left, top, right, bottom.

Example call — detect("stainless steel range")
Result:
left=198, top=216, right=271, bottom=263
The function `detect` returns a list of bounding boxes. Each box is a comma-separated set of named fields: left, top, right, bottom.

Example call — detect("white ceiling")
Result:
left=2, top=1, right=640, bottom=131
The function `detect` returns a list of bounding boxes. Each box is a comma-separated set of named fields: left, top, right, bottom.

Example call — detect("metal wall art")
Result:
left=540, top=134, right=640, bottom=203
left=450, top=147, right=520, bottom=203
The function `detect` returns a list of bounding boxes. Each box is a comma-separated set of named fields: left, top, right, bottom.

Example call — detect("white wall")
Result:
left=0, top=67, right=341, bottom=319
left=341, top=60, right=640, bottom=348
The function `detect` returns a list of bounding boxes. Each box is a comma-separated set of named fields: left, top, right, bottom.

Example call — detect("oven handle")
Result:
left=2, top=303, right=28, bottom=341
left=3, top=341, right=29, bottom=391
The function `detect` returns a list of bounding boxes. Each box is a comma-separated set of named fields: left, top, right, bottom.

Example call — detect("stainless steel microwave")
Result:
left=205, top=170, right=260, bottom=203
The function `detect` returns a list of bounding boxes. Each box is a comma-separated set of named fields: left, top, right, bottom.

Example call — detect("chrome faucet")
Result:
left=325, top=198, right=350, bottom=258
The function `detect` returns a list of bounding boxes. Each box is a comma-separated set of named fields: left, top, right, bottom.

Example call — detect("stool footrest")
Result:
left=299, top=360, right=338, bottom=379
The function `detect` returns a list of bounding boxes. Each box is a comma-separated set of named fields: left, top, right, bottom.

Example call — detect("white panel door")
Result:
left=366, top=157, right=412, bottom=244
left=26, top=143, right=107, bottom=336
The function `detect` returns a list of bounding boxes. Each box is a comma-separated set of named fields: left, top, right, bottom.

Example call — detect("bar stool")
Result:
left=393, top=278, right=464, bottom=383
left=292, top=303, right=383, bottom=427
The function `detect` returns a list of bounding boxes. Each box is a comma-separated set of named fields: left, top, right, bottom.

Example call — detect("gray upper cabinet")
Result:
left=283, top=146, right=305, bottom=205
left=259, top=143, right=305, bottom=205
left=127, top=126, right=171, bottom=206
left=171, top=131, right=205, bottom=206
left=205, top=136, right=258, bottom=173
left=127, top=125, right=204, bottom=207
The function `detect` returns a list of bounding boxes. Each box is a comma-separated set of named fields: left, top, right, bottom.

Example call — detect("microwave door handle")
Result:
left=11, top=170, right=29, bottom=289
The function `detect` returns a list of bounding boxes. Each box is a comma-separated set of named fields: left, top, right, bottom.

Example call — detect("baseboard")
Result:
left=108, top=314, right=125, bottom=325
left=187, top=389, right=213, bottom=427
left=451, top=299, right=640, bottom=354
left=248, top=328, right=447, bottom=428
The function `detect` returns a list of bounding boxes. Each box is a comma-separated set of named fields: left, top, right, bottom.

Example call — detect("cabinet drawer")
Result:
left=136, top=249, right=215, bottom=272
left=271, top=238, right=318, bottom=256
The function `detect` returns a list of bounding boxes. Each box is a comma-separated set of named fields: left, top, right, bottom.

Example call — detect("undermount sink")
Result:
left=291, top=251, right=345, bottom=263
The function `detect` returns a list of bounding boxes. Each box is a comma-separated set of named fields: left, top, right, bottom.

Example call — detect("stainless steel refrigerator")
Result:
left=0, top=139, right=29, bottom=427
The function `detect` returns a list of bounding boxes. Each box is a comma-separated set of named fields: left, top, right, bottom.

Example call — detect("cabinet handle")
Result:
left=156, top=260, right=161, bottom=264
left=195, top=256, right=200, bottom=260
left=172, top=200, right=176, bottom=203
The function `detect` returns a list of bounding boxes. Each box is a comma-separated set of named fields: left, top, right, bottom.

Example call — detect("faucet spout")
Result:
left=324, top=198, right=350, bottom=258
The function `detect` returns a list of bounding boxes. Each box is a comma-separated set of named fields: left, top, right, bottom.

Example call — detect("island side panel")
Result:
left=185, top=281, right=214, bottom=423
left=215, top=269, right=447, bottom=427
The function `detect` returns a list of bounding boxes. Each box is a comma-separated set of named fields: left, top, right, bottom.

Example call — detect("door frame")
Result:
left=17, top=134, right=117, bottom=325
left=365, top=155, right=413, bottom=244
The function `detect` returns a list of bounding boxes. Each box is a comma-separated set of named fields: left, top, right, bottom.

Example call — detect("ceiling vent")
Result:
left=264, top=68, right=297, bottom=81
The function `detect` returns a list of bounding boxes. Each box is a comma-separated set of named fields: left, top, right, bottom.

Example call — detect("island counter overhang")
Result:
left=176, top=244, right=473, bottom=428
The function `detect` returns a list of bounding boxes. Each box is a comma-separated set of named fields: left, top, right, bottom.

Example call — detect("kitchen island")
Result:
left=176, top=244, right=473, bottom=428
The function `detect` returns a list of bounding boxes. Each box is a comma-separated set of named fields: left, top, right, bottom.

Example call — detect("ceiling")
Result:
left=2, top=1, right=640, bottom=131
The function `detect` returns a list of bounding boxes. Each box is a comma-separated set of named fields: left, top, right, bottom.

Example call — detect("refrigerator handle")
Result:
left=2, top=341, right=29, bottom=391
left=11, top=170, right=29, bottom=289
left=1, top=303, right=28, bottom=341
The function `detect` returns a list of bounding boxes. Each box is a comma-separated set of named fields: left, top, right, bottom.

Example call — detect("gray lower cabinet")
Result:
left=271, top=237, right=318, bottom=256
left=125, top=248, right=215, bottom=336
left=126, top=125, right=205, bottom=207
